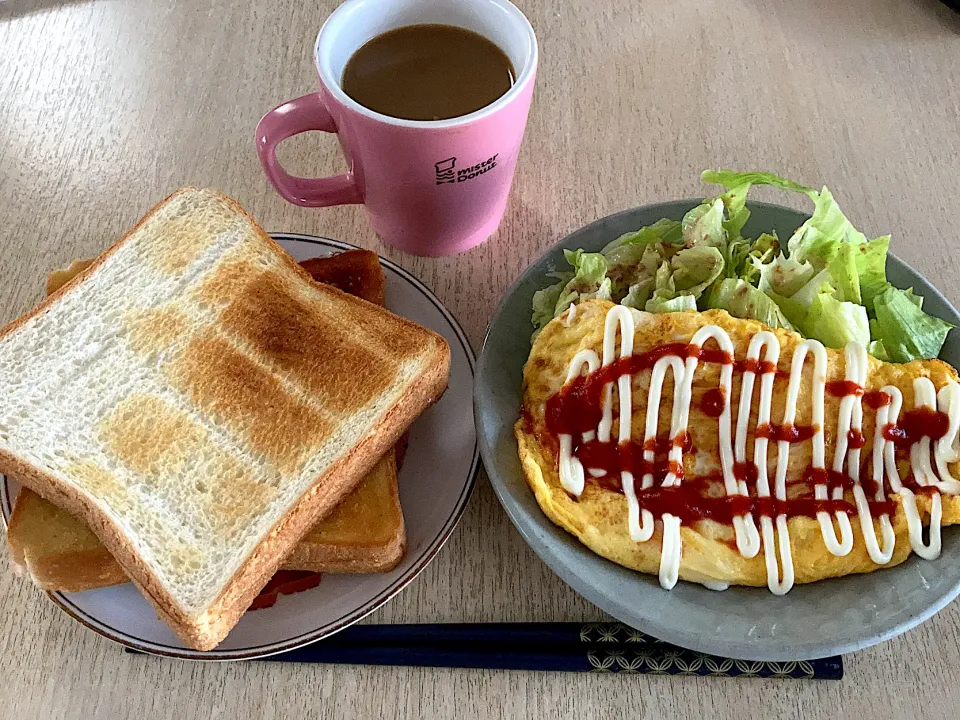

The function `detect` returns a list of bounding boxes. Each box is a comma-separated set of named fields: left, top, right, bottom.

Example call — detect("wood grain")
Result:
left=1, top=0, right=960, bottom=716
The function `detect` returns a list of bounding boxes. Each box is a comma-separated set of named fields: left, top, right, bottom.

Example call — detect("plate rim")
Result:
left=0, top=233, right=480, bottom=661
left=475, top=198, right=960, bottom=661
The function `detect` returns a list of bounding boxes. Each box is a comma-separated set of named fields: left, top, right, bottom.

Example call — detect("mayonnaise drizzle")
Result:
left=555, top=307, right=960, bottom=593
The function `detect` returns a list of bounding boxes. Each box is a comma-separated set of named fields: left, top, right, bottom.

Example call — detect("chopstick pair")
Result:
left=128, top=623, right=843, bottom=678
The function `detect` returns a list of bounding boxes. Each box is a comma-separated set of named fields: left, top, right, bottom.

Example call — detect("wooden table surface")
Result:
left=2, top=0, right=960, bottom=716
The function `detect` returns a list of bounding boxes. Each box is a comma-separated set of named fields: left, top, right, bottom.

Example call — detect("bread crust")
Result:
left=0, top=188, right=449, bottom=650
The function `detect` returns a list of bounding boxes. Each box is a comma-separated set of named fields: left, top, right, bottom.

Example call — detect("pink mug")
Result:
left=255, top=0, right=538, bottom=257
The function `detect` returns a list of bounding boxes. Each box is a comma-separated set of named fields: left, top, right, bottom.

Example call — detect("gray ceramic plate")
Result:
left=475, top=200, right=960, bottom=661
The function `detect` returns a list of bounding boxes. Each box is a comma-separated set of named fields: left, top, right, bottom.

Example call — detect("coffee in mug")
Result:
left=341, top=24, right=515, bottom=122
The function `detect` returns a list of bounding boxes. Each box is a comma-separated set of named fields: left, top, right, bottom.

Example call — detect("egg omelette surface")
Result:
left=516, top=299, right=960, bottom=590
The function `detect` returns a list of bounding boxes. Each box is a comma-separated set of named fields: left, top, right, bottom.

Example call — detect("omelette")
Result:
left=516, top=299, right=960, bottom=593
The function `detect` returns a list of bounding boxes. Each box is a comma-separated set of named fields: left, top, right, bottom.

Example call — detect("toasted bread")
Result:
left=0, top=188, right=449, bottom=650
left=299, top=251, right=385, bottom=306
left=7, top=249, right=407, bottom=593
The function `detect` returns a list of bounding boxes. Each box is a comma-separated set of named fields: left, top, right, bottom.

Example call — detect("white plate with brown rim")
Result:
left=1, top=234, right=478, bottom=660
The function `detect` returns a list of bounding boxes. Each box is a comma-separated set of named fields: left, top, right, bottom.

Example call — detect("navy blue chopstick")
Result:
left=125, top=622, right=842, bottom=677
left=256, top=623, right=843, bottom=678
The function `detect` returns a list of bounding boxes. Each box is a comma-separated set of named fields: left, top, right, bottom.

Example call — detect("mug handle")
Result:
left=255, top=93, right=362, bottom=207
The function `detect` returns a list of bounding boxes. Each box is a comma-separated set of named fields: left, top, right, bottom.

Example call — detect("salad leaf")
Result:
left=719, top=184, right=751, bottom=240
left=713, top=181, right=753, bottom=240
left=555, top=250, right=613, bottom=308
left=707, top=278, right=796, bottom=330
left=663, top=246, right=725, bottom=298
left=757, top=253, right=816, bottom=298
left=855, top=235, right=890, bottom=308
left=601, top=218, right=682, bottom=253
left=542, top=250, right=615, bottom=328
left=803, top=292, right=870, bottom=348
left=767, top=289, right=809, bottom=329
left=646, top=294, right=697, bottom=313
left=529, top=169, right=953, bottom=362
left=867, top=339, right=890, bottom=362
left=531, top=280, right=565, bottom=332
left=563, top=249, right=607, bottom=285
left=789, top=267, right=835, bottom=308
left=622, top=280, right=655, bottom=309
left=872, top=286, right=954, bottom=362
left=728, top=232, right=778, bottom=283
left=681, top=199, right=725, bottom=248
left=788, top=186, right=867, bottom=265
left=603, top=242, right=661, bottom=297
left=826, top=242, right=861, bottom=304
left=701, top=169, right=818, bottom=200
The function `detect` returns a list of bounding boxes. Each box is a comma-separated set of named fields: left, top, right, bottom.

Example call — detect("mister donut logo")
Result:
left=434, top=155, right=499, bottom=186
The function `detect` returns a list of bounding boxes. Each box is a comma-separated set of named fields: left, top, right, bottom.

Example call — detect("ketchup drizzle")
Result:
left=755, top=423, right=817, bottom=443
left=542, top=339, right=951, bottom=530
left=826, top=380, right=864, bottom=398
left=583, top=470, right=897, bottom=525
left=700, top=388, right=725, bottom=418
left=847, top=429, right=866, bottom=449
left=883, top=407, right=949, bottom=446
left=545, top=343, right=732, bottom=436
left=864, top=390, right=891, bottom=409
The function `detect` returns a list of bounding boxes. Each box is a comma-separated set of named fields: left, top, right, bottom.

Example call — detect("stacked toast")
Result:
left=0, top=189, right=450, bottom=650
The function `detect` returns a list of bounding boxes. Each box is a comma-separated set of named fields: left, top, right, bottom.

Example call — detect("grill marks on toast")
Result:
left=98, top=395, right=207, bottom=480
left=97, top=395, right=278, bottom=538
left=168, top=332, right=332, bottom=473
left=191, top=252, right=273, bottom=310
left=67, top=460, right=135, bottom=515
left=123, top=307, right=192, bottom=360
left=219, top=272, right=398, bottom=415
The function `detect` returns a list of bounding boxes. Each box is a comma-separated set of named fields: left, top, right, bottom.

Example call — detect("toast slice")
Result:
left=299, top=252, right=385, bottom=306
left=7, top=250, right=407, bottom=593
left=0, top=188, right=450, bottom=650
left=9, top=453, right=404, bottom=590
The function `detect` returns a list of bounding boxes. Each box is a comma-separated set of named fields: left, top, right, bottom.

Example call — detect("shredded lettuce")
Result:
left=622, top=280, right=655, bottom=310
left=707, top=279, right=795, bottom=331
left=657, top=246, right=725, bottom=299
left=767, top=289, right=809, bottom=329
left=789, top=267, right=835, bottom=308
left=855, top=236, right=890, bottom=309
left=868, top=339, right=890, bottom=362
left=787, top=186, right=867, bottom=265
left=646, top=294, right=697, bottom=313
left=872, top=286, right=954, bottom=362
left=681, top=198, right=725, bottom=249
left=757, top=253, right=816, bottom=298
left=603, top=243, right=661, bottom=299
left=716, top=182, right=752, bottom=241
left=803, top=292, right=870, bottom=348
left=701, top=169, right=818, bottom=200
left=826, top=242, right=861, bottom=304
left=530, top=169, right=953, bottom=362
left=531, top=280, right=565, bottom=332
left=553, top=250, right=613, bottom=311
left=728, top=232, right=778, bottom=284
left=601, top=218, right=682, bottom=254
